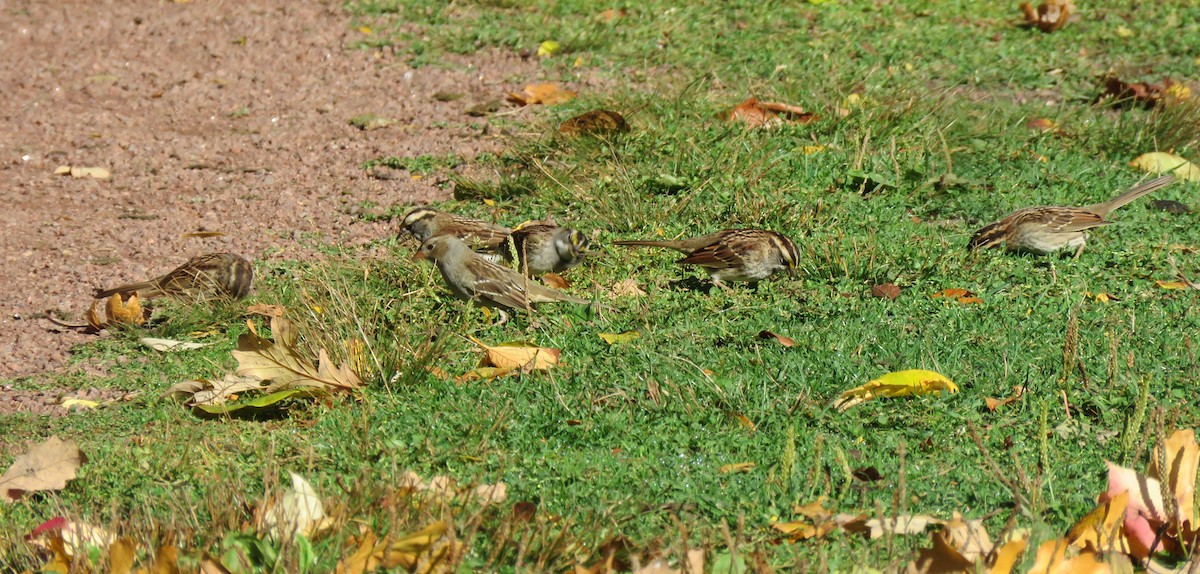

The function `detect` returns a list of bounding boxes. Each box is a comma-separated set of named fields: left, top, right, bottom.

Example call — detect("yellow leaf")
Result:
left=482, top=198, right=496, bottom=206
left=1130, top=152, right=1200, bottom=181
left=720, top=462, right=755, bottom=474
left=802, top=145, right=826, bottom=155
left=1066, top=490, right=1129, bottom=553
left=1115, top=26, right=1133, bottom=37
left=1156, top=280, right=1189, bottom=290
left=833, top=369, right=958, bottom=411
left=598, top=331, right=640, bottom=345
left=105, top=293, right=145, bottom=325
left=60, top=399, right=99, bottom=410
left=358, top=26, right=373, bottom=35
left=506, top=83, right=577, bottom=106
left=108, top=538, right=136, bottom=574
left=537, top=40, right=560, bottom=56
left=467, top=336, right=559, bottom=372
left=730, top=412, right=756, bottom=432
left=989, top=538, right=1028, bottom=574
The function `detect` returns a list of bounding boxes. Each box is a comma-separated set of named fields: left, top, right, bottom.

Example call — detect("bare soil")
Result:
left=0, top=0, right=540, bottom=396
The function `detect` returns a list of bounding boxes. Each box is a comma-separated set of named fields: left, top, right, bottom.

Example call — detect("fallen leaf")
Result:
left=25, top=518, right=117, bottom=559
left=542, top=272, right=570, bottom=289
left=1100, top=460, right=1168, bottom=558
left=60, top=398, right=99, bottom=410
left=473, top=483, right=508, bottom=505
left=1148, top=429, right=1199, bottom=527
left=932, top=288, right=982, bottom=304
left=233, top=316, right=363, bottom=392
left=985, top=386, right=1026, bottom=412
left=1019, top=0, right=1074, bottom=32
left=259, top=471, right=331, bottom=541
left=151, top=544, right=181, bottom=574
left=730, top=412, right=756, bottom=432
left=724, top=97, right=817, bottom=128
left=599, top=331, right=641, bottom=345
left=181, top=231, right=225, bottom=238
left=1151, top=199, right=1190, bottom=214
left=467, top=336, right=560, bottom=373
left=0, top=437, right=86, bottom=503
left=559, top=109, right=630, bottom=136
left=246, top=303, right=287, bottom=317
left=55, top=165, right=111, bottom=179
left=610, top=278, right=647, bottom=298
left=871, top=283, right=901, bottom=300
left=907, top=530, right=973, bottom=573
left=537, top=40, right=560, bottom=56
left=1130, top=152, right=1200, bottom=181
left=758, top=330, right=795, bottom=347
left=1067, top=490, right=1130, bottom=553
left=719, top=462, right=755, bottom=474
left=109, top=538, right=136, bottom=574
left=507, top=83, right=577, bottom=106
left=834, top=369, right=959, bottom=411
left=1099, top=76, right=1188, bottom=109
left=1156, top=280, right=1189, bottom=290
left=191, top=388, right=326, bottom=417
left=990, top=538, right=1029, bottom=574
left=597, top=8, right=626, bottom=22
left=165, top=373, right=268, bottom=406
left=140, top=337, right=212, bottom=352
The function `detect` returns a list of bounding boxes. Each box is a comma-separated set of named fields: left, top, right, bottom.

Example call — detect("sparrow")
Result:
left=94, top=253, right=254, bottom=300
left=615, top=229, right=800, bottom=287
left=399, top=207, right=511, bottom=251
left=413, top=235, right=589, bottom=311
left=501, top=219, right=590, bottom=276
left=969, top=175, right=1175, bottom=257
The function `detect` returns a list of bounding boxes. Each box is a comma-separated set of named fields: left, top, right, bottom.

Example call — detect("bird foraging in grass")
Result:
left=615, top=229, right=800, bottom=288
left=968, top=175, right=1175, bottom=257
left=93, top=252, right=253, bottom=301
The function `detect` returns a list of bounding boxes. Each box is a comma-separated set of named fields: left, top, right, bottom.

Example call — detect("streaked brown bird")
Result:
left=968, top=175, right=1175, bottom=257
left=615, top=228, right=800, bottom=287
left=399, top=207, right=511, bottom=251
left=94, top=253, right=253, bottom=300
left=413, top=235, right=588, bottom=312
left=502, top=219, right=590, bottom=276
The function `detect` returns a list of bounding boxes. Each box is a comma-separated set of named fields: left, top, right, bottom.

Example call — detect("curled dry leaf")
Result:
left=165, top=373, right=268, bottom=406
left=834, top=369, right=959, bottom=411
left=724, top=97, right=817, bottom=128
left=610, top=278, right=647, bottom=298
left=1130, top=152, right=1200, bottom=181
left=86, top=293, right=147, bottom=330
left=559, top=109, right=630, bottom=136
left=985, top=385, right=1026, bottom=412
left=757, top=330, right=795, bottom=347
left=1019, top=0, right=1074, bottom=32
left=507, top=83, right=577, bottom=106
left=259, top=471, right=331, bottom=541
left=0, top=437, right=86, bottom=503
left=541, top=272, right=570, bottom=289
left=338, top=521, right=460, bottom=574
left=233, top=315, right=363, bottom=392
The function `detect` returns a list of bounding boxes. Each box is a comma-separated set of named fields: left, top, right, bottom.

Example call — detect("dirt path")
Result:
left=0, top=0, right=534, bottom=379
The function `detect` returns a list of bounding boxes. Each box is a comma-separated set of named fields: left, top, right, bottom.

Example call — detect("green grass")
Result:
left=5, top=1, right=1200, bottom=571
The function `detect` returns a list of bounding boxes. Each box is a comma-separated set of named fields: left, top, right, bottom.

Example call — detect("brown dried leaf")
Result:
left=1019, top=0, right=1074, bottom=32
left=871, top=283, right=901, bottom=300
left=758, top=330, right=795, bottom=347
left=85, top=299, right=105, bottom=331
left=542, top=272, right=570, bottom=289
left=0, top=437, right=85, bottom=503
left=906, top=530, right=973, bottom=573
left=725, top=97, right=817, bottom=128
left=559, top=109, right=630, bottom=136
left=181, top=231, right=226, bottom=238
left=610, top=278, right=647, bottom=298
left=233, top=316, right=363, bottom=392
left=164, top=373, right=268, bottom=406
left=246, top=303, right=287, bottom=317
left=985, top=386, right=1026, bottom=412
left=507, top=83, right=577, bottom=106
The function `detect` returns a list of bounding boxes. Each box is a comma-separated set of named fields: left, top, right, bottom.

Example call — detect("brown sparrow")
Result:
left=400, top=207, right=511, bottom=251
left=501, top=219, right=590, bottom=276
left=969, top=175, right=1175, bottom=257
left=413, top=235, right=589, bottom=311
left=615, top=229, right=800, bottom=286
left=94, top=253, right=254, bottom=300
